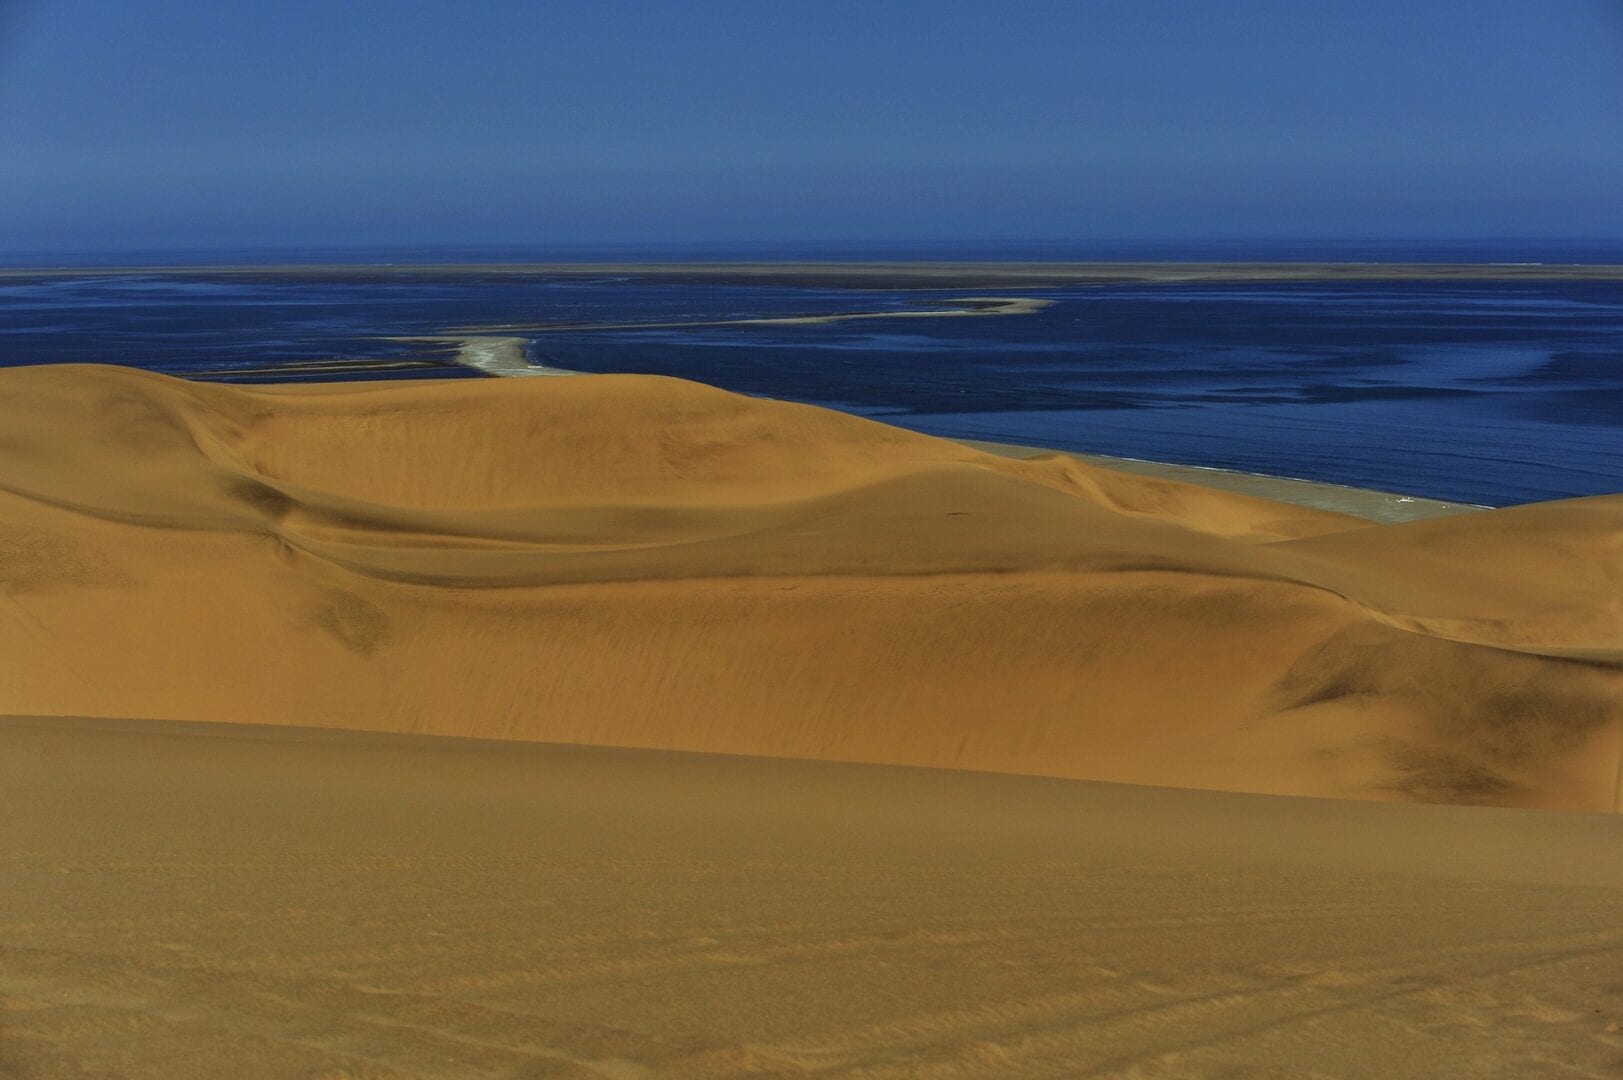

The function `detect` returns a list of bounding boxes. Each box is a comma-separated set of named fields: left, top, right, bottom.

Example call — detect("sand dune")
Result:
left=5, top=715, right=1623, bottom=1079
left=0, top=363, right=1619, bottom=809
left=5, top=362, right=1623, bottom=1077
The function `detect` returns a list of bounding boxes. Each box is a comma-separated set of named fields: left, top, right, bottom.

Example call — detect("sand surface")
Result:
left=4, top=363, right=1623, bottom=1076
left=6, top=714, right=1623, bottom=1079
left=0, top=363, right=1619, bottom=809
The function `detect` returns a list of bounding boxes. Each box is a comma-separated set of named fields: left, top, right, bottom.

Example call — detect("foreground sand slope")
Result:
left=0, top=364, right=1618, bottom=808
left=4, top=716, right=1623, bottom=1079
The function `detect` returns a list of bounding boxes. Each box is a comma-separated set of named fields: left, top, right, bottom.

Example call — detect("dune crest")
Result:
left=1, top=363, right=1618, bottom=809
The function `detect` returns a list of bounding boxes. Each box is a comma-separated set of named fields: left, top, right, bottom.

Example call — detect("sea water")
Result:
left=1, top=259, right=1619, bottom=506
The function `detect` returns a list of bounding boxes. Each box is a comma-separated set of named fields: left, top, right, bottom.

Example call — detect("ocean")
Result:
left=2, top=248, right=1620, bottom=507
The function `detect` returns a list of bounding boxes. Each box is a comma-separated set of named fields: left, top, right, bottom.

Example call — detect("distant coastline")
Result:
left=4, top=260, right=1623, bottom=288
left=7, top=235, right=1623, bottom=271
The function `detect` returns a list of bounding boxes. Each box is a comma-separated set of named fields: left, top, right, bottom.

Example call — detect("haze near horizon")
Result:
left=2, top=0, right=1621, bottom=256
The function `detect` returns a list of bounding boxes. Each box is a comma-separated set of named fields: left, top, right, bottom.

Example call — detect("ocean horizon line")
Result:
left=6, top=236, right=1623, bottom=270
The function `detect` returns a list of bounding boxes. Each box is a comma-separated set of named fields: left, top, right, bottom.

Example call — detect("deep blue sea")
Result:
left=2, top=245, right=1620, bottom=507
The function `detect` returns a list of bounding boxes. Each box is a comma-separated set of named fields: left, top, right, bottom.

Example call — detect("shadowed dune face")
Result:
left=0, top=363, right=1619, bottom=809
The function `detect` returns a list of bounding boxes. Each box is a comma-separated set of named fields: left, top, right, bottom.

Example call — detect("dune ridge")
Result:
left=0, top=363, right=1619, bottom=809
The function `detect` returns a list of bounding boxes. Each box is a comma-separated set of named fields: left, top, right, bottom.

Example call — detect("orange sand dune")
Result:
left=0, top=363, right=1618, bottom=809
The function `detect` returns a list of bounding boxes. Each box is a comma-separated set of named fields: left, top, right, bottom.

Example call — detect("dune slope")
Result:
left=0, top=363, right=1618, bottom=808
left=6, top=715, right=1623, bottom=1079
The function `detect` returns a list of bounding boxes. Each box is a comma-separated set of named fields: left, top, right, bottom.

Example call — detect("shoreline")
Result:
left=959, top=438, right=1486, bottom=522
left=387, top=334, right=579, bottom=377
left=241, top=343, right=1491, bottom=522
left=400, top=343, right=1488, bottom=522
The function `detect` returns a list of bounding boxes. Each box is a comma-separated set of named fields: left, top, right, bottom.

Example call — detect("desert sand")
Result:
left=0, top=363, right=1617, bottom=807
left=2, top=362, right=1621, bottom=1076
left=6, top=715, right=1623, bottom=1079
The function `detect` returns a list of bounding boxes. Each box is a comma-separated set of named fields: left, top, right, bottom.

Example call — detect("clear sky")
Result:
left=2, top=0, right=1621, bottom=255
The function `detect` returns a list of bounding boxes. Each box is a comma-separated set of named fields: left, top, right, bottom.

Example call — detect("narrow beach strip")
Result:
left=962, top=439, right=1487, bottom=523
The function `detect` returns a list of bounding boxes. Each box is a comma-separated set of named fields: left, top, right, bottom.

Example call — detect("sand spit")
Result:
left=448, top=295, right=1056, bottom=336
left=5, top=715, right=1623, bottom=1079
left=395, top=301, right=1053, bottom=378
left=0, top=363, right=1619, bottom=808
left=756, top=295, right=1056, bottom=321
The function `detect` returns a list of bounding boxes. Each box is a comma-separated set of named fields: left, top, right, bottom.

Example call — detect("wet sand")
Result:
left=960, top=439, right=1485, bottom=523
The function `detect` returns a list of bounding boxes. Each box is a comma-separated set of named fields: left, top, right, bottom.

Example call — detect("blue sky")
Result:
left=1, top=0, right=1620, bottom=254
